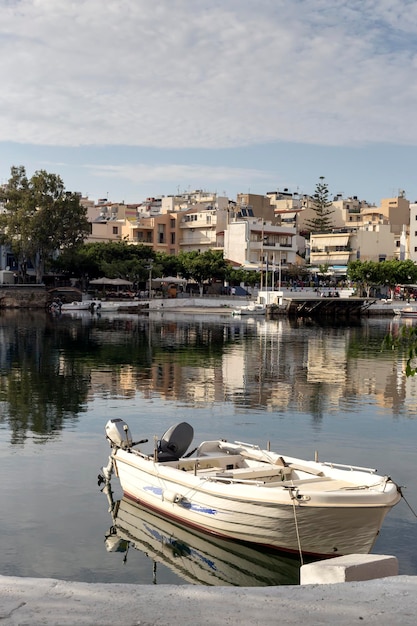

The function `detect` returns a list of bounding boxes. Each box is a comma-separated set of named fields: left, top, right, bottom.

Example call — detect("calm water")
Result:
left=1, top=309, right=416, bottom=585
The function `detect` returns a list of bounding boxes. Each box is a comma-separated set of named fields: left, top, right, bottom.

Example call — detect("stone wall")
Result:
left=0, top=285, right=48, bottom=309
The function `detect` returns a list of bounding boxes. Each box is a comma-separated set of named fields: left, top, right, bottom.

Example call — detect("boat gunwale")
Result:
left=112, top=448, right=400, bottom=508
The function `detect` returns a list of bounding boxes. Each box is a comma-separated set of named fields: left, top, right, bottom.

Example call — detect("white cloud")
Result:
left=86, top=162, right=272, bottom=185
left=1, top=0, right=417, bottom=148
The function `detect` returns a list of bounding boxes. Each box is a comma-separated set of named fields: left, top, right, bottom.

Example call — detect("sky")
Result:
left=1, top=0, right=417, bottom=205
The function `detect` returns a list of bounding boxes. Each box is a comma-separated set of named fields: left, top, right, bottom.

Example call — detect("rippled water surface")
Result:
left=1, top=310, right=416, bottom=584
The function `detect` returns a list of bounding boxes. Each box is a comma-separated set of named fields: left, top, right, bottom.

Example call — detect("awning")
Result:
left=311, top=235, right=350, bottom=247
left=152, top=276, right=187, bottom=284
left=89, top=277, right=133, bottom=286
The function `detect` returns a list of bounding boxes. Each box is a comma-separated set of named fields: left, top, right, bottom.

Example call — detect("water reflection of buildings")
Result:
left=80, top=317, right=417, bottom=416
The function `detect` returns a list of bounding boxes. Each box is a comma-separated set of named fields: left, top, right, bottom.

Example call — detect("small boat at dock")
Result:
left=393, top=306, right=417, bottom=319
left=100, top=420, right=401, bottom=558
left=232, top=303, right=266, bottom=316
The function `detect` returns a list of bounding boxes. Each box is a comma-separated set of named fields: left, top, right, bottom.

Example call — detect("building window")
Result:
left=170, top=219, right=175, bottom=228
left=171, top=232, right=175, bottom=244
left=112, top=226, right=118, bottom=235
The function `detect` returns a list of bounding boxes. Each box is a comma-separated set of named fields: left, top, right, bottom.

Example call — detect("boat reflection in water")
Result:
left=103, top=489, right=301, bottom=586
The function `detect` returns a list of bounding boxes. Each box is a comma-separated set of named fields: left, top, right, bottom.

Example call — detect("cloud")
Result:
left=86, top=162, right=272, bottom=185
left=1, top=0, right=417, bottom=148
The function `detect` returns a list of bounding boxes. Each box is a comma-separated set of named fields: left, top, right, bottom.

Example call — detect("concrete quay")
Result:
left=1, top=573, right=417, bottom=625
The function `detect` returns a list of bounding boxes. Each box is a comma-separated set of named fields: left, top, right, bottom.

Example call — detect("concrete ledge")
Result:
left=300, top=554, right=399, bottom=585
left=1, top=575, right=417, bottom=625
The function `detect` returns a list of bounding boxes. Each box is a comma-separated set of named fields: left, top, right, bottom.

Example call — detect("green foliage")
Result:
left=0, top=165, right=90, bottom=283
left=54, top=241, right=156, bottom=283
left=348, top=259, right=417, bottom=292
left=55, top=244, right=236, bottom=291
left=304, top=176, right=335, bottom=233
left=178, top=250, right=228, bottom=290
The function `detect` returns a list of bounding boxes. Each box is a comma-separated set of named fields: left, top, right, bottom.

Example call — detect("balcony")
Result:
left=252, top=241, right=293, bottom=250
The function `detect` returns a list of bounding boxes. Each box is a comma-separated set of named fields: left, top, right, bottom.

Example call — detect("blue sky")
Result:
left=1, top=0, right=417, bottom=205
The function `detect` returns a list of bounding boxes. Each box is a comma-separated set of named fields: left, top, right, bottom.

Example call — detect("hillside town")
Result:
left=60, top=187, right=417, bottom=274
left=0, top=178, right=416, bottom=287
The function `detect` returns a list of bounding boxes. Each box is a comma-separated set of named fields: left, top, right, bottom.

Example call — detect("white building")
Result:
left=224, top=218, right=297, bottom=270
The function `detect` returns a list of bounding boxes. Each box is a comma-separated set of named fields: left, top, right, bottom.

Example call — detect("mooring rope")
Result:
left=398, top=486, right=417, bottom=518
left=289, top=488, right=304, bottom=566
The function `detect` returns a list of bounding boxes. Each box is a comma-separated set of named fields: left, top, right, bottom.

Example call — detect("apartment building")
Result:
left=409, top=202, right=417, bottom=262
left=379, top=192, right=410, bottom=232
left=309, top=224, right=398, bottom=267
left=308, top=193, right=410, bottom=268
left=224, top=218, right=297, bottom=269
left=179, top=206, right=229, bottom=253
left=236, top=193, right=277, bottom=223
left=84, top=199, right=138, bottom=243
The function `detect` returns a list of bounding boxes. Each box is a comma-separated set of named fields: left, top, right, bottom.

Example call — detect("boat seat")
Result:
left=215, top=466, right=286, bottom=481
left=157, top=422, right=194, bottom=462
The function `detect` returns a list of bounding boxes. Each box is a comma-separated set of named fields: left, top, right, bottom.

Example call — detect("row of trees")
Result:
left=56, top=243, right=261, bottom=293
left=347, top=259, right=417, bottom=297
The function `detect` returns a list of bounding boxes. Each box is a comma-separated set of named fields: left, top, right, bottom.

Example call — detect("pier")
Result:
left=281, top=296, right=374, bottom=320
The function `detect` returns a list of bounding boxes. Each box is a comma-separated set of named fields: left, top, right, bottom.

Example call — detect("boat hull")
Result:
left=111, top=450, right=399, bottom=558
left=394, top=308, right=417, bottom=318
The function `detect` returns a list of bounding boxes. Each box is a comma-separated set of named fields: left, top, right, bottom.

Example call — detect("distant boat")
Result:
left=393, top=307, right=417, bottom=319
left=232, top=303, right=266, bottom=316
left=60, top=300, right=99, bottom=312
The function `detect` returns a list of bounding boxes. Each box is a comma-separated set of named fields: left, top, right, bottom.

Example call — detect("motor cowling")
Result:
left=105, top=419, right=133, bottom=449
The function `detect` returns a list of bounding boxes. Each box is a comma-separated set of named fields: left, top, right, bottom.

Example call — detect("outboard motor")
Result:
left=157, top=422, right=194, bottom=461
left=105, top=419, right=133, bottom=449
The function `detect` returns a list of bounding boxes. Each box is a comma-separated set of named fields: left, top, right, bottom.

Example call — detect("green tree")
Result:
left=304, top=176, right=335, bottom=233
left=348, top=259, right=417, bottom=298
left=54, top=241, right=156, bottom=287
left=347, top=260, right=383, bottom=296
left=178, top=250, right=228, bottom=295
left=0, top=166, right=90, bottom=283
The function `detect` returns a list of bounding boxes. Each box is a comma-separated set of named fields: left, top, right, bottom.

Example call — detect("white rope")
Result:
left=290, top=490, right=304, bottom=566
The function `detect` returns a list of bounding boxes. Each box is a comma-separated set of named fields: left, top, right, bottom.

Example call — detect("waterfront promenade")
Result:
left=1, top=574, right=417, bottom=625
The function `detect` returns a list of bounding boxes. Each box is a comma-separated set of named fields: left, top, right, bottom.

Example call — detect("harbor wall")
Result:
left=0, top=285, right=48, bottom=309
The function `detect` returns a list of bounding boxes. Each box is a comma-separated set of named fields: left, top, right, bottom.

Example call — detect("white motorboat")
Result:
left=58, top=300, right=121, bottom=312
left=103, top=492, right=300, bottom=586
left=100, top=420, right=401, bottom=558
left=393, top=306, right=417, bottom=319
left=60, top=300, right=99, bottom=312
left=232, top=303, right=266, bottom=316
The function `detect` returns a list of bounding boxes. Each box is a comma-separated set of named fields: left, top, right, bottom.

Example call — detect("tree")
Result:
left=178, top=250, right=228, bottom=295
left=347, top=260, right=383, bottom=297
left=304, top=176, right=335, bottom=233
left=0, top=166, right=90, bottom=283
left=54, top=241, right=156, bottom=287
left=348, top=259, right=417, bottom=298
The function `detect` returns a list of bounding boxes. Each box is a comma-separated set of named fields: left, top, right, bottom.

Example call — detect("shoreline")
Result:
left=1, top=574, right=417, bottom=625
